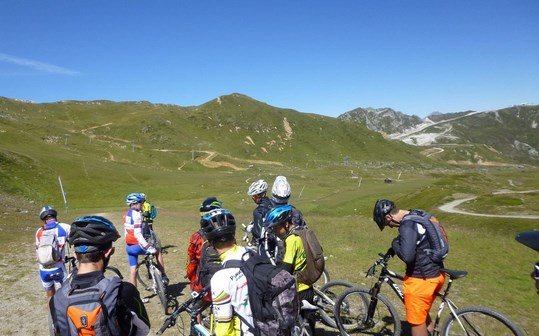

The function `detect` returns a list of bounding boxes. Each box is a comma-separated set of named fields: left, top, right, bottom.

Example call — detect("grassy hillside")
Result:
left=1, top=95, right=538, bottom=334
left=418, top=105, right=539, bottom=164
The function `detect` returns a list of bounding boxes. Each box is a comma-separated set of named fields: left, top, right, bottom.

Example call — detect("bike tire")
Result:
left=105, top=266, right=123, bottom=279
left=153, top=269, right=168, bottom=314
left=440, top=305, right=525, bottom=336
left=316, top=280, right=356, bottom=328
left=313, top=268, right=330, bottom=287
left=334, top=286, right=401, bottom=336
left=136, top=259, right=156, bottom=291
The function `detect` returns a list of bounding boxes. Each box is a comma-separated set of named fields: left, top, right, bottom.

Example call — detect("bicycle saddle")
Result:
left=441, top=268, right=468, bottom=280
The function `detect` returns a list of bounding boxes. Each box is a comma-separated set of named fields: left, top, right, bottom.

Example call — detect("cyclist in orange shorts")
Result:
left=373, top=199, right=446, bottom=336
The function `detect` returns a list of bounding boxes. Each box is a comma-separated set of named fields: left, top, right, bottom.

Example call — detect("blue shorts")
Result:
left=39, top=266, right=66, bottom=290
left=126, top=244, right=147, bottom=266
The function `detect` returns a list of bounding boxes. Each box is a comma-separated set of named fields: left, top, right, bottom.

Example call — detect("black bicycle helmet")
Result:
left=39, top=205, right=58, bottom=221
left=199, top=197, right=223, bottom=216
left=373, top=199, right=395, bottom=231
left=201, top=208, right=236, bottom=242
left=69, top=215, right=121, bottom=253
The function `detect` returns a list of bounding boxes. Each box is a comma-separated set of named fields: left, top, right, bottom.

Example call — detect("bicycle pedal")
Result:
left=142, top=298, right=150, bottom=303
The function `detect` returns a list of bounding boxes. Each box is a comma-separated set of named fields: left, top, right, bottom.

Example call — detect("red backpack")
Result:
left=186, top=230, right=206, bottom=291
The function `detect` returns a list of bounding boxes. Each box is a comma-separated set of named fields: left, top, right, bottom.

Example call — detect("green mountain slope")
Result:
left=0, top=94, right=428, bottom=202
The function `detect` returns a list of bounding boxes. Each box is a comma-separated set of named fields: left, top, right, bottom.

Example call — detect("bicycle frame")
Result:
left=366, top=253, right=466, bottom=335
left=146, top=255, right=161, bottom=292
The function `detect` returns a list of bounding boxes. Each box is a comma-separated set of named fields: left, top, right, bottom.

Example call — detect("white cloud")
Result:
left=0, top=53, right=80, bottom=75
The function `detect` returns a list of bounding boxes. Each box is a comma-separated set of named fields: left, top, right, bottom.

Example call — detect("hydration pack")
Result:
left=37, top=227, right=63, bottom=267
left=50, top=276, right=123, bottom=336
left=406, top=209, right=449, bottom=263
left=294, top=226, right=325, bottom=286
left=196, top=242, right=222, bottom=289
left=223, top=250, right=299, bottom=336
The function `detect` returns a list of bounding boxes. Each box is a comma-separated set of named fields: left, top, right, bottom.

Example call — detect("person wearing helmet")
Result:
left=247, top=179, right=273, bottom=243
left=270, top=175, right=307, bottom=228
left=372, top=199, right=445, bottom=336
left=184, top=197, right=224, bottom=322
left=186, top=197, right=222, bottom=291
left=124, top=193, right=168, bottom=287
left=271, top=176, right=291, bottom=205
left=264, top=204, right=315, bottom=334
left=201, top=208, right=255, bottom=336
left=49, top=216, right=150, bottom=335
left=35, top=205, right=71, bottom=299
left=138, top=192, right=157, bottom=229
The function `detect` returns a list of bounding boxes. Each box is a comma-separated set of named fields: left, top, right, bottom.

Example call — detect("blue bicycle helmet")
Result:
left=264, top=204, right=293, bottom=228
left=69, top=215, right=121, bottom=253
left=125, top=193, right=144, bottom=205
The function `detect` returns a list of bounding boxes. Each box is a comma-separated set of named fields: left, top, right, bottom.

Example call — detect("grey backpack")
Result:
left=50, top=276, right=123, bottom=335
left=223, top=250, right=299, bottom=336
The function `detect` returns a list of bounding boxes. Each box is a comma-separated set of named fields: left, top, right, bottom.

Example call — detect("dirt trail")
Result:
left=438, top=190, right=539, bottom=219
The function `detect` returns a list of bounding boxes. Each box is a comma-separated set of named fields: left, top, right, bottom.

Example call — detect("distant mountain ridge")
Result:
left=339, top=105, right=539, bottom=164
left=338, top=107, right=423, bottom=135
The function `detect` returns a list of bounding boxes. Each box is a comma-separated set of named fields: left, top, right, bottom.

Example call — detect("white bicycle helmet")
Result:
left=247, top=179, right=268, bottom=196
left=271, top=176, right=291, bottom=202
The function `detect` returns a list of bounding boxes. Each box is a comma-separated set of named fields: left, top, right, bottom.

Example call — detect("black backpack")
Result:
left=223, top=250, right=299, bottom=336
left=196, top=242, right=222, bottom=288
left=405, top=209, right=449, bottom=263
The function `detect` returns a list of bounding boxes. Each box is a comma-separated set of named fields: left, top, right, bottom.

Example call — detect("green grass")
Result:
left=1, top=96, right=538, bottom=334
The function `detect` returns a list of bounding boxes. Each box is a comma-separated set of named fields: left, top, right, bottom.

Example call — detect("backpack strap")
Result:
left=218, top=258, right=259, bottom=335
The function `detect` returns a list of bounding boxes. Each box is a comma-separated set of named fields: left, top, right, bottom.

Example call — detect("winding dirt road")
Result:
left=438, top=190, right=539, bottom=219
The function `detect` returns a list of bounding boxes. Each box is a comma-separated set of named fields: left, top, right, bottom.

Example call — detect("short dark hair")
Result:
left=76, top=250, right=105, bottom=263
left=209, top=235, right=236, bottom=249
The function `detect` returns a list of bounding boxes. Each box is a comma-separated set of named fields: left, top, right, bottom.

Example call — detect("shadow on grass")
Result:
left=165, top=281, right=189, bottom=313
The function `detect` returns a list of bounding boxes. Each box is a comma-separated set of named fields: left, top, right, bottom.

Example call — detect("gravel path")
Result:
left=438, top=190, right=539, bottom=219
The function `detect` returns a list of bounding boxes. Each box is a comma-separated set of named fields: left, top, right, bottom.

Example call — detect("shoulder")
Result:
left=119, top=280, right=140, bottom=297
left=58, top=223, right=71, bottom=231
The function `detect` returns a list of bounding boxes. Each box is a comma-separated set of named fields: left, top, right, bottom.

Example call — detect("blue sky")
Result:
left=1, top=1, right=537, bottom=118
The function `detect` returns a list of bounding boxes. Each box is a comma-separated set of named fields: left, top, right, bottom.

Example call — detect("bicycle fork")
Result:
left=365, top=281, right=383, bottom=327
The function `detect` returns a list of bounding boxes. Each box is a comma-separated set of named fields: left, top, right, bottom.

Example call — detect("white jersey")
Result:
left=211, top=245, right=254, bottom=336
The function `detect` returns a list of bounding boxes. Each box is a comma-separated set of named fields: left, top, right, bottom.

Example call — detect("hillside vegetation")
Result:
left=0, top=95, right=538, bottom=335
left=339, top=104, right=539, bottom=165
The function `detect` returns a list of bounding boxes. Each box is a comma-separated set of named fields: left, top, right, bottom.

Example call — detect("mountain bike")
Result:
left=157, top=287, right=212, bottom=336
left=137, top=253, right=168, bottom=314
left=334, top=252, right=525, bottom=336
left=136, top=222, right=166, bottom=289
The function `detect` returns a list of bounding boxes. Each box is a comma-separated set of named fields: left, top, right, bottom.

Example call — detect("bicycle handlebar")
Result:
left=366, top=251, right=395, bottom=278
left=156, top=286, right=210, bottom=335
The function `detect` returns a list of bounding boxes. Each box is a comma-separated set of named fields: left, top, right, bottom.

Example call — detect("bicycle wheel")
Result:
left=316, top=280, right=356, bottom=328
left=136, top=259, right=156, bottom=291
left=334, top=286, right=401, bottom=336
left=441, top=306, right=524, bottom=336
left=314, top=268, right=331, bottom=287
left=105, top=266, right=123, bottom=279
left=153, top=269, right=168, bottom=314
